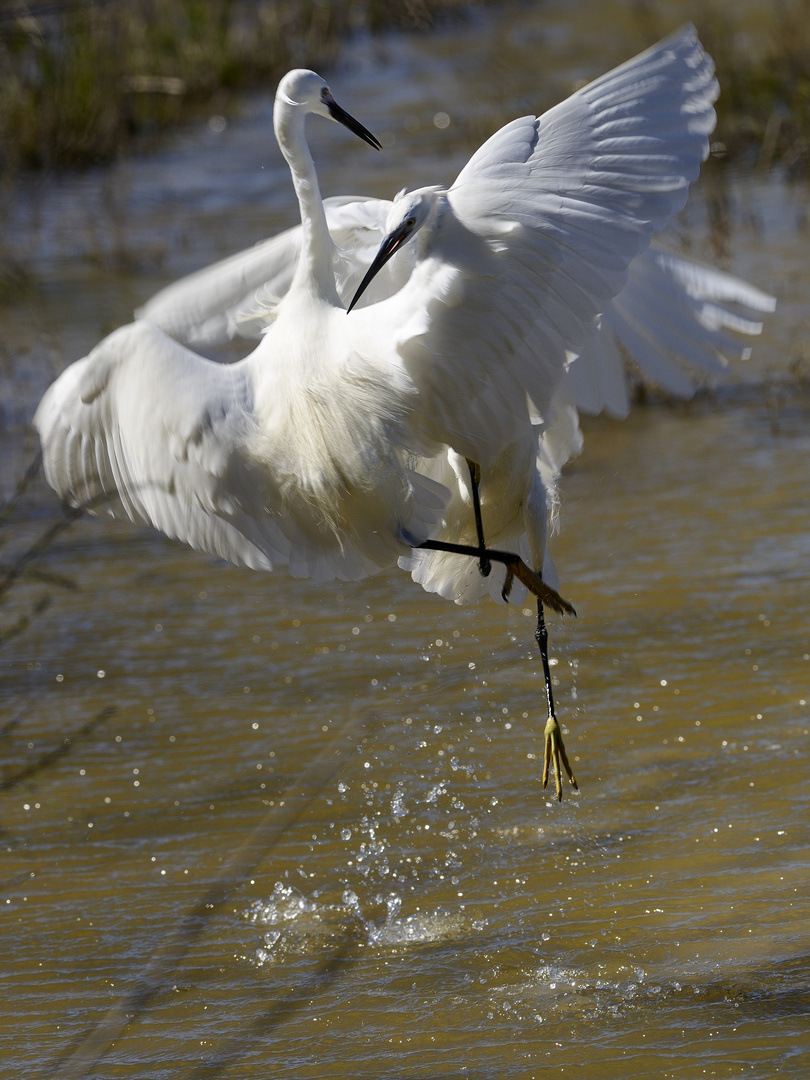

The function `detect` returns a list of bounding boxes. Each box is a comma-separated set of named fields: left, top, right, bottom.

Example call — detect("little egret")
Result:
left=36, top=31, right=751, bottom=798
left=138, top=204, right=775, bottom=601
left=138, top=196, right=775, bottom=603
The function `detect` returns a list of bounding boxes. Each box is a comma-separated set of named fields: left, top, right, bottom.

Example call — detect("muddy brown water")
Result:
left=1, top=4, right=809, bottom=1078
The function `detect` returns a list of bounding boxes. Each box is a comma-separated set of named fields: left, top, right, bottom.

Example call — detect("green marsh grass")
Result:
left=0, top=0, right=471, bottom=173
left=1, top=0, right=808, bottom=176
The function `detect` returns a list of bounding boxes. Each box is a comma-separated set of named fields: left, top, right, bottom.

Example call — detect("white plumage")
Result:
left=137, top=201, right=775, bottom=604
left=35, top=26, right=777, bottom=603
left=134, top=33, right=773, bottom=608
left=36, top=70, right=449, bottom=585
left=136, top=195, right=415, bottom=345
left=34, top=32, right=776, bottom=797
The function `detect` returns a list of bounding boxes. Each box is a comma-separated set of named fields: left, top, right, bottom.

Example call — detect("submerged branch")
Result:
left=0, top=450, right=42, bottom=532
left=52, top=711, right=379, bottom=1080
left=0, top=705, right=116, bottom=793
left=0, top=503, right=82, bottom=606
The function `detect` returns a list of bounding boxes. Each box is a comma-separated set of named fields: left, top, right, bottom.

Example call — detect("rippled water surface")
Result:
left=2, top=3, right=809, bottom=1078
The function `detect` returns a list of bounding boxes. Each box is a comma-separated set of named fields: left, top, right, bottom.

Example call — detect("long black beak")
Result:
left=326, top=97, right=382, bottom=152
left=347, top=224, right=411, bottom=312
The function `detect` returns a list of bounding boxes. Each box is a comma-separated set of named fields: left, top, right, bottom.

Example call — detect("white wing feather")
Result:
left=40, top=31, right=775, bottom=603
left=353, top=25, right=718, bottom=467
left=135, top=228, right=303, bottom=345
left=33, top=322, right=285, bottom=569
left=137, top=196, right=411, bottom=344
left=567, top=247, right=777, bottom=417
left=33, top=320, right=447, bottom=584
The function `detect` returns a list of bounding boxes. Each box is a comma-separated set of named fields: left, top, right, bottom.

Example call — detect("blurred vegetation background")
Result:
left=0, top=0, right=809, bottom=177
left=0, top=0, right=472, bottom=173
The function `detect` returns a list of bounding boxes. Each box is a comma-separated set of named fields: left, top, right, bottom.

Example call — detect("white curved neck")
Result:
left=274, top=100, right=339, bottom=304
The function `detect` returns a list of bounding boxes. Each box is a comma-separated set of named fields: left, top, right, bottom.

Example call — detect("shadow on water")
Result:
left=687, top=954, right=810, bottom=1018
left=183, top=940, right=368, bottom=1080
left=53, top=713, right=378, bottom=1080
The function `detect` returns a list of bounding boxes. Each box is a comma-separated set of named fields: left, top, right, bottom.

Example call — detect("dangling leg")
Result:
left=416, top=458, right=578, bottom=799
left=465, top=458, right=491, bottom=580
left=536, top=599, right=577, bottom=801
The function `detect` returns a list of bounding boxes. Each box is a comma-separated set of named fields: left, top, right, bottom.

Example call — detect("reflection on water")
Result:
left=1, top=3, right=809, bottom=1078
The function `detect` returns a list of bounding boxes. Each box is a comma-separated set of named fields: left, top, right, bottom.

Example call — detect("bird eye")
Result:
left=320, top=87, right=329, bottom=99
left=405, top=216, right=416, bottom=229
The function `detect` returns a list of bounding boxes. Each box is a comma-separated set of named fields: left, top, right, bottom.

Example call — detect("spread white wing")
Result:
left=137, top=195, right=412, bottom=344
left=351, top=25, right=718, bottom=467
left=566, top=247, right=777, bottom=417
left=33, top=319, right=448, bottom=583
left=33, top=321, right=284, bottom=569
left=139, top=196, right=775, bottom=426
left=38, top=28, right=775, bottom=601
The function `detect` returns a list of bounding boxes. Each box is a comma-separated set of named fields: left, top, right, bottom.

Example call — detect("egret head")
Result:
left=275, top=69, right=381, bottom=151
left=348, top=187, right=444, bottom=312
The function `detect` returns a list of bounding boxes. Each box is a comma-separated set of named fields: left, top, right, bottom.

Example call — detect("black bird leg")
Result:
left=466, top=458, right=491, bottom=579
left=417, top=539, right=575, bottom=616
left=536, top=598, right=578, bottom=801
left=416, top=458, right=578, bottom=801
left=417, top=459, right=575, bottom=615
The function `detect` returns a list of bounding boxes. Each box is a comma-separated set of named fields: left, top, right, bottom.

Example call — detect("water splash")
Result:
left=245, top=882, right=475, bottom=965
left=483, top=961, right=700, bottom=1026
left=344, top=888, right=469, bottom=947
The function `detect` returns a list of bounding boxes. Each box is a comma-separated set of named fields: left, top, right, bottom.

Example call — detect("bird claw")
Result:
left=542, top=713, right=578, bottom=802
left=416, top=540, right=575, bottom=617
left=510, top=560, right=576, bottom=617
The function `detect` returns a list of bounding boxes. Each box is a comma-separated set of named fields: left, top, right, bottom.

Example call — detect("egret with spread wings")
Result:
left=36, top=29, right=731, bottom=798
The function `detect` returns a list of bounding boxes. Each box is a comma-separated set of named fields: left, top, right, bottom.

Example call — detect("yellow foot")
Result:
left=542, top=713, right=578, bottom=802
left=502, top=561, right=576, bottom=617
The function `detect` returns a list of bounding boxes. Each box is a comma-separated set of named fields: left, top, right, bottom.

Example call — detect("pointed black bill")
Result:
left=347, top=225, right=411, bottom=312
left=326, top=97, right=382, bottom=151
